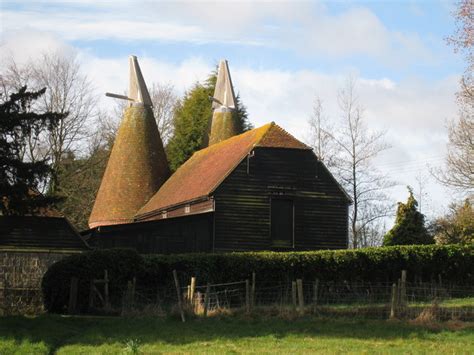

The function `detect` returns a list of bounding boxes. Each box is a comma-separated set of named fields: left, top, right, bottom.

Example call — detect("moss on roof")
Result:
left=209, top=111, right=239, bottom=146
left=89, top=105, right=170, bottom=228
left=136, top=122, right=310, bottom=219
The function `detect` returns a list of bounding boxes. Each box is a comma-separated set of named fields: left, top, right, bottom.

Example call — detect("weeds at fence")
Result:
left=72, top=269, right=473, bottom=322
left=3, top=269, right=474, bottom=322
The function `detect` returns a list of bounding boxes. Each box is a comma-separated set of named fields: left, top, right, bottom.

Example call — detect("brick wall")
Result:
left=0, top=250, right=78, bottom=315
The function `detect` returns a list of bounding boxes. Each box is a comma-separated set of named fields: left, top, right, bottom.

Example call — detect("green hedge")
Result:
left=42, top=244, right=474, bottom=313
left=42, top=249, right=142, bottom=313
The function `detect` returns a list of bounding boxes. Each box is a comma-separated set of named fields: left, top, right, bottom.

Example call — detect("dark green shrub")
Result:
left=42, top=249, right=142, bottom=313
left=42, top=244, right=473, bottom=313
left=384, top=188, right=433, bottom=246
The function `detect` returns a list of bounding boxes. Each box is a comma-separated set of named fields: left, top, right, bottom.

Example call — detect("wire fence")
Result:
left=2, top=269, right=474, bottom=321
left=102, top=271, right=474, bottom=322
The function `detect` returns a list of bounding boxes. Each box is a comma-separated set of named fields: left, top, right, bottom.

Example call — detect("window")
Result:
left=270, top=199, right=294, bottom=247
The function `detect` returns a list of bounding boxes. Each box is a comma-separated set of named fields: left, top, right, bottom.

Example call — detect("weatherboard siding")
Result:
left=213, top=147, right=349, bottom=251
left=89, top=214, right=212, bottom=254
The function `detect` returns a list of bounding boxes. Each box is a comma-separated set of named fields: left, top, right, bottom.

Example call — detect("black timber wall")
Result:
left=213, top=147, right=349, bottom=251
left=88, top=213, right=213, bottom=254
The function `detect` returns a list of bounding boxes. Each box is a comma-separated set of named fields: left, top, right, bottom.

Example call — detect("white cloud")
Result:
left=0, top=30, right=458, bottom=216
left=80, top=54, right=212, bottom=110
left=230, top=64, right=457, bottom=217
left=0, top=30, right=74, bottom=65
left=1, top=2, right=433, bottom=64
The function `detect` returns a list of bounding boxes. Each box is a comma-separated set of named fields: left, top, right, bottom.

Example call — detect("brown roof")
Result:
left=136, top=122, right=310, bottom=218
left=89, top=105, right=170, bottom=228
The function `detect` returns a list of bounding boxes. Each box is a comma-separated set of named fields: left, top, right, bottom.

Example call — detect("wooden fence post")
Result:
left=390, top=283, right=398, bottom=319
left=88, top=280, right=94, bottom=310
left=296, top=279, right=304, bottom=314
left=68, top=277, right=78, bottom=314
left=123, top=280, right=132, bottom=314
left=190, top=277, right=196, bottom=307
left=172, top=270, right=185, bottom=322
left=203, top=283, right=211, bottom=317
left=401, top=270, right=407, bottom=307
left=397, top=278, right=401, bottom=311
left=131, top=277, right=136, bottom=307
left=104, top=270, right=110, bottom=309
left=251, top=272, right=256, bottom=309
left=312, top=279, right=319, bottom=308
left=292, top=281, right=297, bottom=308
left=245, top=279, right=250, bottom=313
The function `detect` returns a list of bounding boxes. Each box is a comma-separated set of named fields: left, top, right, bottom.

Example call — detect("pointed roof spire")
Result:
left=128, top=55, right=153, bottom=107
left=212, top=59, right=236, bottom=111
left=208, top=59, right=239, bottom=146
left=89, top=56, right=170, bottom=229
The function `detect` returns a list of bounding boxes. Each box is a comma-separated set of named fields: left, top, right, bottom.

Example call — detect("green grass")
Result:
left=0, top=314, right=473, bottom=354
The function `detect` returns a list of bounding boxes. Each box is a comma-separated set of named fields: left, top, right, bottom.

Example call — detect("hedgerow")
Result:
left=42, top=244, right=473, bottom=313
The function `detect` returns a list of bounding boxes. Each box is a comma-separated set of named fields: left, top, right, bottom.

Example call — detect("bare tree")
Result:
left=327, top=77, right=394, bottom=248
left=113, top=82, right=178, bottom=145
left=305, top=96, right=337, bottom=167
left=150, top=83, right=178, bottom=145
left=359, top=219, right=387, bottom=247
left=1, top=52, right=97, bottom=193
left=31, top=53, right=97, bottom=193
left=436, top=0, right=474, bottom=195
left=435, top=107, right=473, bottom=194
left=54, top=110, right=115, bottom=229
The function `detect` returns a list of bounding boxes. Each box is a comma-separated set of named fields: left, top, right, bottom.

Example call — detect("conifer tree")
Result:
left=166, top=70, right=252, bottom=172
left=0, top=86, right=65, bottom=215
left=383, top=187, right=433, bottom=246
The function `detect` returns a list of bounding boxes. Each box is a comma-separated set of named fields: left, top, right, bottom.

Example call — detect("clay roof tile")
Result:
left=136, top=123, right=310, bottom=219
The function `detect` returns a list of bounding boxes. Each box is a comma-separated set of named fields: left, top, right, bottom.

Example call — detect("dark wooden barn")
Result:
left=86, top=123, right=351, bottom=253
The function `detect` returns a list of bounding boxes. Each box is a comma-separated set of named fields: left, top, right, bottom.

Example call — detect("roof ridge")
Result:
left=256, top=122, right=311, bottom=150
left=253, top=121, right=275, bottom=146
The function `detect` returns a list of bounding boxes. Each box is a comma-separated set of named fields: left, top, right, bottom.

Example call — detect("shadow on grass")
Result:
left=0, top=314, right=472, bottom=353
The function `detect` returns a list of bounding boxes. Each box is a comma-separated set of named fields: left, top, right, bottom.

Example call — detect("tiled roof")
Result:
left=136, top=122, right=310, bottom=218
left=89, top=105, right=170, bottom=228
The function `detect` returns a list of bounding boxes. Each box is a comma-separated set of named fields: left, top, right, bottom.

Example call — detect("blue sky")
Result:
left=0, top=0, right=466, bottom=219
left=2, top=0, right=462, bottom=79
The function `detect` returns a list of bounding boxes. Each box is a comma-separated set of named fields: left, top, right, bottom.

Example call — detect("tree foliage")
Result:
left=166, top=71, right=252, bottom=172
left=383, top=187, right=433, bottom=246
left=433, top=199, right=474, bottom=245
left=0, top=86, right=65, bottom=215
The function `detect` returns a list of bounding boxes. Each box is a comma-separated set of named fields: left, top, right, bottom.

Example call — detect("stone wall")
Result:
left=0, top=250, right=78, bottom=315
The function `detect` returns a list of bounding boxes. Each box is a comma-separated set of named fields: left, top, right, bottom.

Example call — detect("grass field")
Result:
left=1, top=314, right=473, bottom=354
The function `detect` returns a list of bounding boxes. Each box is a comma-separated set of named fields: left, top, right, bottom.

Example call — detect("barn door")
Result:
left=270, top=198, right=294, bottom=248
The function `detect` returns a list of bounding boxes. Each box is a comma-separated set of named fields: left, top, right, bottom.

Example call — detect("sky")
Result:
left=0, top=0, right=466, bottom=221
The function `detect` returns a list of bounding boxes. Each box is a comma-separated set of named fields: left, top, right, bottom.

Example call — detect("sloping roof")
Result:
left=0, top=216, right=88, bottom=251
left=88, top=105, right=170, bottom=228
left=136, top=123, right=310, bottom=218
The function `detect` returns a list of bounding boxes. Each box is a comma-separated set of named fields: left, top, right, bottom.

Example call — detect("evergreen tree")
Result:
left=166, top=71, right=252, bottom=171
left=0, top=86, right=65, bottom=215
left=383, top=187, right=433, bottom=246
